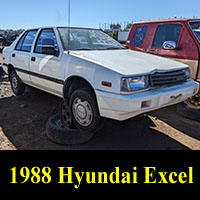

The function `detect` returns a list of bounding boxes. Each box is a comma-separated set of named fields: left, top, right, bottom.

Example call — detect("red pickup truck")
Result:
left=127, top=19, right=200, bottom=111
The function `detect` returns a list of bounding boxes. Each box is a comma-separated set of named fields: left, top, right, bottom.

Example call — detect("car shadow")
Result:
left=149, top=105, right=200, bottom=141
left=86, top=116, right=189, bottom=150
left=0, top=86, right=191, bottom=150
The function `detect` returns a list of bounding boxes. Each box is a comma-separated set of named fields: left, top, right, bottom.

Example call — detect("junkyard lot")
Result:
left=0, top=53, right=200, bottom=150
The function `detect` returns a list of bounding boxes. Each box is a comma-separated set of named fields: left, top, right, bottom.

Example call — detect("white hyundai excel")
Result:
left=2, top=27, right=199, bottom=133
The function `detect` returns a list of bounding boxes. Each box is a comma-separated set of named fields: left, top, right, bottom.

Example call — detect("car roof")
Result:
left=134, top=18, right=200, bottom=25
left=26, top=26, right=99, bottom=31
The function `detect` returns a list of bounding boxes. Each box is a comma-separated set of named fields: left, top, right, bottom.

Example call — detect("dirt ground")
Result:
left=0, top=54, right=200, bottom=150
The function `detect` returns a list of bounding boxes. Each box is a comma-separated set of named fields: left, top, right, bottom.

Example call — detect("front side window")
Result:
left=132, top=26, right=148, bottom=46
left=189, top=21, right=200, bottom=42
left=58, top=28, right=124, bottom=50
left=21, top=30, right=37, bottom=52
left=34, top=29, right=59, bottom=54
left=153, top=24, right=182, bottom=47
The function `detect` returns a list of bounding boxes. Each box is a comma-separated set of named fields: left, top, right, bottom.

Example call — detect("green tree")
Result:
left=126, top=23, right=133, bottom=29
left=110, top=24, right=121, bottom=31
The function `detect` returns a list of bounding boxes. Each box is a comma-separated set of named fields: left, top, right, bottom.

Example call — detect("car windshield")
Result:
left=58, top=27, right=125, bottom=50
left=189, top=21, right=200, bottom=42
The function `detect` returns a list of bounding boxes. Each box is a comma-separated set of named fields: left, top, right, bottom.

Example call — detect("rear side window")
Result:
left=153, top=24, right=182, bottom=47
left=34, top=29, right=59, bottom=54
left=132, top=26, right=148, bottom=46
left=21, top=30, right=37, bottom=52
left=15, top=30, right=37, bottom=52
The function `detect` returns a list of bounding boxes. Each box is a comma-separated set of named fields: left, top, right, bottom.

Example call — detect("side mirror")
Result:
left=162, top=41, right=177, bottom=50
left=41, top=45, right=57, bottom=56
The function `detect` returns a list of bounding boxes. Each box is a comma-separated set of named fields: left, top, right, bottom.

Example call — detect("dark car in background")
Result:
left=3, top=34, right=18, bottom=46
left=0, top=32, right=4, bottom=51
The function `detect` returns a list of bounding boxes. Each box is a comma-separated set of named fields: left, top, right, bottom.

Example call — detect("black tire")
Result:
left=10, top=70, right=26, bottom=96
left=46, top=114, right=95, bottom=145
left=177, top=102, right=200, bottom=122
left=69, top=88, right=103, bottom=133
left=60, top=100, right=75, bottom=129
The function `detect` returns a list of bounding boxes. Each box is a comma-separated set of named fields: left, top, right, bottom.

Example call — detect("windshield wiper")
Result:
left=75, top=48, right=94, bottom=51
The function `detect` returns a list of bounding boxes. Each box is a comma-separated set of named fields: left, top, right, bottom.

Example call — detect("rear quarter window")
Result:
left=16, top=32, right=27, bottom=50
left=132, top=26, right=148, bottom=46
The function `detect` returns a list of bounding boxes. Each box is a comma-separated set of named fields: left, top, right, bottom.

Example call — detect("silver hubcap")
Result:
left=12, top=76, right=18, bottom=91
left=72, top=98, right=93, bottom=127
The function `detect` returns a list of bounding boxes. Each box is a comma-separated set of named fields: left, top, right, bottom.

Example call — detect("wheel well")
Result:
left=7, top=64, right=15, bottom=81
left=63, top=77, right=95, bottom=102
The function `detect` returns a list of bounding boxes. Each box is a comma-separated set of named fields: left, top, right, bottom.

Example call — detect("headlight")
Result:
left=121, top=76, right=149, bottom=92
left=183, top=68, right=191, bottom=80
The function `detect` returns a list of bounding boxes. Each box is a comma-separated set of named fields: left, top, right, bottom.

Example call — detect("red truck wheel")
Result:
left=177, top=102, right=200, bottom=122
left=184, top=94, right=200, bottom=110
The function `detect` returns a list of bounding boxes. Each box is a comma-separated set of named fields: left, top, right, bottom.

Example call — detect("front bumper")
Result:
left=95, top=80, right=199, bottom=121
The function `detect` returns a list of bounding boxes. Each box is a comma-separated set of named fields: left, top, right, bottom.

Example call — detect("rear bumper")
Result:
left=95, top=80, right=199, bottom=121
left=198, top=81, right=200, bottom=94
left=1, top=63, right=8, bottom=74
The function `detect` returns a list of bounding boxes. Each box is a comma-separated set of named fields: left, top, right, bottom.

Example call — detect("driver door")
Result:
left=148, top=23, right=183, bottom=58
left=30, top=28, right=64, bottom=97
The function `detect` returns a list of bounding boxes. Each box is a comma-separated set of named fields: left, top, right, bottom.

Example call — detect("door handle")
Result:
left=12, top=53, right=15, bottom=57
left=31, top=57, right=36, bottom=62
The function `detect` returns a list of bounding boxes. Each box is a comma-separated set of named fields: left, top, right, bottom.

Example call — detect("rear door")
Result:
left=149, top=23, right=199, bottom=80
left=11, top=30, right=38, bottom=84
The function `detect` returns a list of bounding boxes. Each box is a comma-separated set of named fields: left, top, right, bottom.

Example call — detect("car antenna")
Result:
left=67, top=0, right=71, bottom=54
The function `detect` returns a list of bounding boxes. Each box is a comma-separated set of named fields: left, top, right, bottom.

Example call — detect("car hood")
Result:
left=69, top=49, right=188, bottom=75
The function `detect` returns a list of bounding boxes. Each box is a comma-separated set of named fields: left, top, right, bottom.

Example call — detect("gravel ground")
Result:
left=0, top=54, right=200, bottom=150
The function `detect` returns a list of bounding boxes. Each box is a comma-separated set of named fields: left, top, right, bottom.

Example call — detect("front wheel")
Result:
left=69, top=88, right=103, bottom=133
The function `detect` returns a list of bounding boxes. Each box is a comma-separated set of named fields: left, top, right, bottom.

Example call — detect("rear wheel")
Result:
left=10, top=70, right=26, bottom=96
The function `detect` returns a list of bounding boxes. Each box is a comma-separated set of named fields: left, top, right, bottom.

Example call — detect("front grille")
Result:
left=150, top=70, right=187, bottom=87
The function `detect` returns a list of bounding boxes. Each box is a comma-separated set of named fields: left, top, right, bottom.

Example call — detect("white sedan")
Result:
left=2, top=27, right=199, bottom=133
